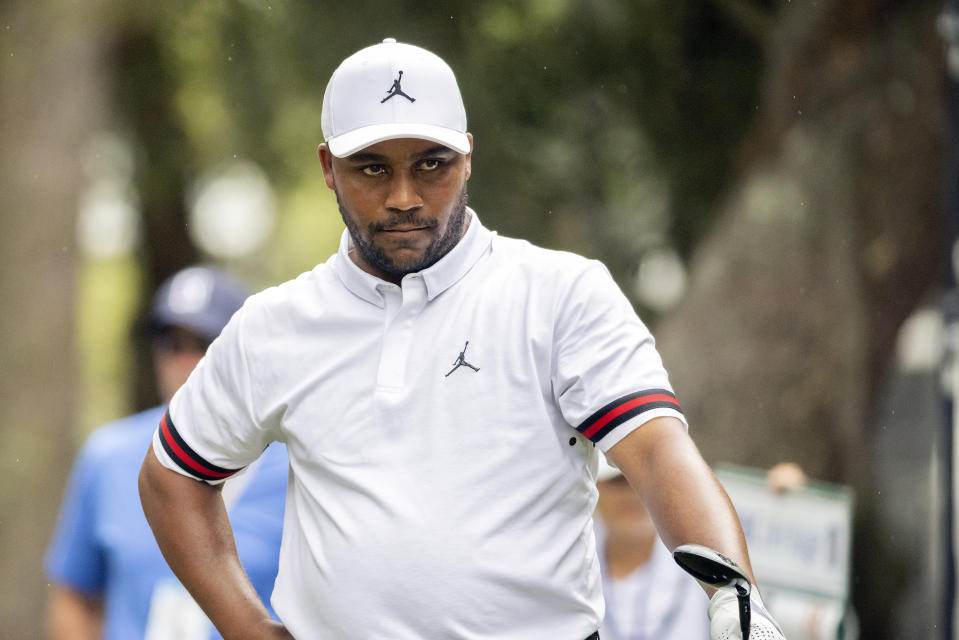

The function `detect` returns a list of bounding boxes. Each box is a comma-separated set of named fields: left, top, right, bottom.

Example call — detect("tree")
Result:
left=653, top=2, right=945, bottom=636
left=0, top=0, right=112, bottom=635
left=111, top=23, right=200, bottom=410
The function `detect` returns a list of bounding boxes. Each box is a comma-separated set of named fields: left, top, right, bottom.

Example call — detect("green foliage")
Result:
left=76, top=255, right=141, bottom=435
left=136, top=0, right=762, bottom=267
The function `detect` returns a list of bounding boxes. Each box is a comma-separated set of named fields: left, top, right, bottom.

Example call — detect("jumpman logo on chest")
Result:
left=445, top=341, right=480, bottom=377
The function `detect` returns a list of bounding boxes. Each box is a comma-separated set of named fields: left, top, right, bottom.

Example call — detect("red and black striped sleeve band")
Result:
left=158, top=409, right=242, bottom=482
left=575, top=389, right=683, bottom=443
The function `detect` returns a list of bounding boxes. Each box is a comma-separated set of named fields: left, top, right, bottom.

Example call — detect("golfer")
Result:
left=138, top=38, right=785, bottom=640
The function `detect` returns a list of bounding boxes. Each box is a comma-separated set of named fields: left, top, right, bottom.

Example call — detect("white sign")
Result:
left=715, top=464, right=854, bottom=600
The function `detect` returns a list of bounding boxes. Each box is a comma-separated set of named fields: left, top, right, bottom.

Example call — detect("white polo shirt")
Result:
left=155, top=210, right=685, bottom=640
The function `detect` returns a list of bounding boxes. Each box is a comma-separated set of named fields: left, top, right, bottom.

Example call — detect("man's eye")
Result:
left=362, top=165, right=387, bottom=176
left=418, top=159, right=442, bottom=171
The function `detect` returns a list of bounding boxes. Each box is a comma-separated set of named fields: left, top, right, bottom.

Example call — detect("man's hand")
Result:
left=47, top=585, right=104, bottom=640
left=708, top=589, right=786, bottom=639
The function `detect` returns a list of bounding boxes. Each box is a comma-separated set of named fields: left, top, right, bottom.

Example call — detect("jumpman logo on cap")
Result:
left=381, top=70, right=416, bottom=103
left=445, top=341, right=480, bottom=377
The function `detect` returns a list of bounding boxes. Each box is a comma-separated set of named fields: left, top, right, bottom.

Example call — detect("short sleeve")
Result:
left=553, top=261, right=685, bottom=451
left=153, top=303, right=275, bottom=484
left=45, top=437, right=107, bottom=593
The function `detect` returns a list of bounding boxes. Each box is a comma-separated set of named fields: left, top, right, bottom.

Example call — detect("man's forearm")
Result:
left=138, top=448, right=291, bottom=640
left=607, top=417, right=757, bottom=588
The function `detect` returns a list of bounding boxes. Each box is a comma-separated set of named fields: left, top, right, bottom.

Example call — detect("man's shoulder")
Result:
left=239, top=263, right=336, bottom=319
left=489, top=233, right=602, bottom=284
left=492, top=233, right=596, bottom=267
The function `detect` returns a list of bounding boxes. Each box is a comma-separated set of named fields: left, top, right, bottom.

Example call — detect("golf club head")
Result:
left=672, top=543, right=750, bottom=589
left=674, top=544, right=753, bottom=639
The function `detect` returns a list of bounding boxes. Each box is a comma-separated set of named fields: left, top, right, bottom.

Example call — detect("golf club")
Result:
left=673, top=544, right=751, bottom=640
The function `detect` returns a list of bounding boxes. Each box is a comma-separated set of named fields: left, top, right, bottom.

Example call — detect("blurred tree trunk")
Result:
left=656, top=1, right=944, bottom=637
left=0, top=0, right=111, bottom=636
left=111, top=28, right=198, bottom=412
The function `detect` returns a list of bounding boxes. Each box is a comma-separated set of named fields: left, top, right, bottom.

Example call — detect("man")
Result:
left=138, top=39, right=785, bottom=639
left=595, top=453, right=709, bottom=639
left=46, top=266, right=287, bottom=640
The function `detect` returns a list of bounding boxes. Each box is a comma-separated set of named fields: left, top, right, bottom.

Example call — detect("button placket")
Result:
left=376, top=277, right=427, bottom=391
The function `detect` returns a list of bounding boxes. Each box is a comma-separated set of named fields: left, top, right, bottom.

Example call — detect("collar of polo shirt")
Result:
left=332, top=208, right=494, bottom=306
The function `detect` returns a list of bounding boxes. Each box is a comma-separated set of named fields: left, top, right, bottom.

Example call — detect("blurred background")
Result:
left=1, top=0, right=955, bottom=637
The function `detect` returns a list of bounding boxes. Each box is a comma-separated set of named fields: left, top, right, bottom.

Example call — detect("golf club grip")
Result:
left=736, top=586, right=751, bottom=640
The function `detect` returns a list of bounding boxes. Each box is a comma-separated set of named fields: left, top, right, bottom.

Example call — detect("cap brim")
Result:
left=327, top=123, right=470, bottom=157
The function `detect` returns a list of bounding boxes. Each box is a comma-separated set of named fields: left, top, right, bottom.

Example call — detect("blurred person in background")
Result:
left=765, top=461, right=807, bottom=493
left=595, top=452, right=710, bottom=639
left=44, top=266, right=288, bottom=640
left=595, top=458, right=814, bottom=638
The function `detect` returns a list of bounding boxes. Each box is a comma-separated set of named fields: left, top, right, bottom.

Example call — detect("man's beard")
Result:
left=336, top=186, right=469, bottom=280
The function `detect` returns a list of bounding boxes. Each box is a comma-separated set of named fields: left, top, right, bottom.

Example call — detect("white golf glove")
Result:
left=708, top=587, right=786, bottom=639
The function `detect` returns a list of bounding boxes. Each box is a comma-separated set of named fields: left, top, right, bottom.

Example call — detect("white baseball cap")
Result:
left=321, top=38, right=470, bottom=158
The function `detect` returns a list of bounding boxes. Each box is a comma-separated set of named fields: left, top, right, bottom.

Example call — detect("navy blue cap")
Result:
left=149, top=266, right=249, bottom=341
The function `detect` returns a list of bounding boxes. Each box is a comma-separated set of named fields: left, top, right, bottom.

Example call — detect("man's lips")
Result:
left=376, top=223, right=435, bottom=235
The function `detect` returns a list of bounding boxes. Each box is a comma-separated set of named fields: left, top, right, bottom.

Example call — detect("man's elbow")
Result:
left=138, top=447, right=167, bottom=519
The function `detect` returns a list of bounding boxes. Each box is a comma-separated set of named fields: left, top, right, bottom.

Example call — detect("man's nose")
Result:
left=384, top=172, right=422, bottom=211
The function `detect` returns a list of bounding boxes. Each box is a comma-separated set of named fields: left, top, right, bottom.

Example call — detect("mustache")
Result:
left=368, top=212, right=438, bottom=233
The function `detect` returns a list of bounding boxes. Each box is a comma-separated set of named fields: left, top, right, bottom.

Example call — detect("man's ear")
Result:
left=318, top=143, right=336, bottom=190
left=464, top=133, right=473, bottom=181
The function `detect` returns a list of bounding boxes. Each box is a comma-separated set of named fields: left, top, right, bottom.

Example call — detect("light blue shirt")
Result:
left=45, top=406, right=288, bottom=640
